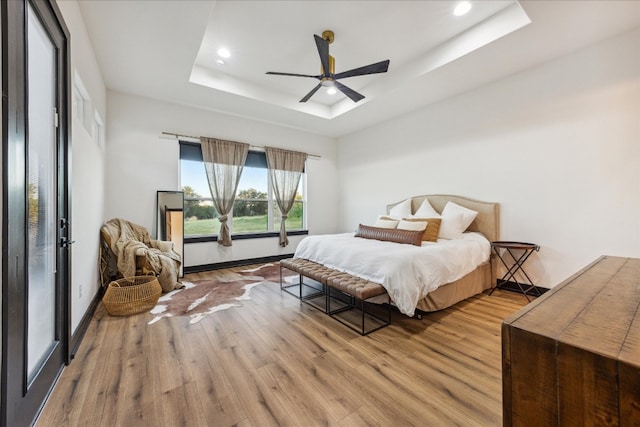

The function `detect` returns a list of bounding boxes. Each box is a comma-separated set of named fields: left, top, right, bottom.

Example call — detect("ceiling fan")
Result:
left=266, top=30, right=390, bottom=103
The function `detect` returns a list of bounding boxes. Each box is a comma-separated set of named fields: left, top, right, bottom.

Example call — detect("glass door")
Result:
left=26, top=1, right=59, bottom=386
left=1, top=1, right=70, bottom=425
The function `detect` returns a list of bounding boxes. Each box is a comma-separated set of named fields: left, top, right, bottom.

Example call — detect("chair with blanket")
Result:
left=100, top=218, right=182, bottom=293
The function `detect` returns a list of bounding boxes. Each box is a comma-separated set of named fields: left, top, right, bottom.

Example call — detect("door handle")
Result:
left=59, top=237, right=76, bottom=248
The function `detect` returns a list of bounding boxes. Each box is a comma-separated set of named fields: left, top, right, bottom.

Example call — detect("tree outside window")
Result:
left=180, top=154, right=305, bottom=238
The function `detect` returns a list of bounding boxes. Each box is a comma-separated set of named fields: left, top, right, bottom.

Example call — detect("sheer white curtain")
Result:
left=265, top=147, right=307, bottom=247
left=200, top=137, right=249, bottom=246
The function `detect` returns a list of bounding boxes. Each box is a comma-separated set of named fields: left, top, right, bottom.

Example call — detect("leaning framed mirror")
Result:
left=156, top=190, right=184, bottom=277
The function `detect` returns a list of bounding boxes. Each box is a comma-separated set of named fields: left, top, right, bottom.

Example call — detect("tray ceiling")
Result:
left=77, top=1, right=640, bottom=137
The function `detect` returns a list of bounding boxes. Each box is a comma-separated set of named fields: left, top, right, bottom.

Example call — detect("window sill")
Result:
left=185, top=230, right=308, bottom=244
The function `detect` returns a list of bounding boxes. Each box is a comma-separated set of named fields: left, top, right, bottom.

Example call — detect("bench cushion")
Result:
left=281, top=258, right=387, bottom=300
left=327, top=272, right=387, bottom=300
left=280, top=258, right=340, bottom=283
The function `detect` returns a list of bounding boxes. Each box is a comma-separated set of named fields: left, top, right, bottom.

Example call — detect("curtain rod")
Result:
left=161, top=131, right=322, bottom=159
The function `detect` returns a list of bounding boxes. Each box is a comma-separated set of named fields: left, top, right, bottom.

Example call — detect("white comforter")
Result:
left=294, top=232, right=491, bottom=317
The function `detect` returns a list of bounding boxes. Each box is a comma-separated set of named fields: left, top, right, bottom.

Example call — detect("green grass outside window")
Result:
left=184, top=214, right=303, bottom=237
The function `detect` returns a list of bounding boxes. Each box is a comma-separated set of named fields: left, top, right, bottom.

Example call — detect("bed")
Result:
left=293, top=195, right=499, bottom=317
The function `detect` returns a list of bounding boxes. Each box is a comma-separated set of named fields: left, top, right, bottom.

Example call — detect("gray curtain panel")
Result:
left=265, top=147, right=307, bottom=247
left=200, top=137, right=249, bottom=246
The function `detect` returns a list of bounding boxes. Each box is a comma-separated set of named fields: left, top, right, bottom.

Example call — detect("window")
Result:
left=72, top=87, right=84, bottom=123
left=73, top=70, right=93, bottom=135
left=180, top=142, right=306, bottom=239
left=94, top=112, right=105, bottom=149
left=234, top=165, right=270, bottom=233
left=181, top=158, right=219, bottom=237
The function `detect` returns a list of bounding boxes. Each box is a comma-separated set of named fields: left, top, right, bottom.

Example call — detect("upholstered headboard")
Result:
left=387, top=195, right=500, bottom=242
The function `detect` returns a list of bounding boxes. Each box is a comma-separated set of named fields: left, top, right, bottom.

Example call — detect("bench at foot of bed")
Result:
left=280, top=258, right=391, bottom=335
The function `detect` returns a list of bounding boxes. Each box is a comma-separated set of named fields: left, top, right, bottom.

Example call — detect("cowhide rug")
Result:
left=148, top=263, right=296, bottom=324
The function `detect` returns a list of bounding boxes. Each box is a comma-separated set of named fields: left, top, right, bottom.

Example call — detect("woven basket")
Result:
left=103, top=276, right=162, bottom=316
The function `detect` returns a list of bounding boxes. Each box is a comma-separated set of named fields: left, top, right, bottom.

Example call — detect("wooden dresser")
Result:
left=502, top=256, right=640, bottom=426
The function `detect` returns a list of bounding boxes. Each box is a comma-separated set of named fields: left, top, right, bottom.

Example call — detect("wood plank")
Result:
left=399, top=349, right=502, bottom=424
left=503, top=256, right=640, bottom=427
left=557, top=343, right=619, bottom=426
left=616, top=259, right=640, bottom=426
left=503, top=256, right=627, bottom=337
left=618, top=260, right=640, bottom=367
left=502, top=323, right=513, bottom=427
left=215, top=346, right=291, bottom=426
left=181, top=321, right=246, bottom=425
left=36, top=263, right=528, bottom=426
left=277, top=350, right=366, bottom=421
left=559, top=259, right=640, bottom=359
left=508, top=328, right=558, bottom=426
left=619, top=361, right=640, bottom=425
left=256, top=359, right=341, bottom=426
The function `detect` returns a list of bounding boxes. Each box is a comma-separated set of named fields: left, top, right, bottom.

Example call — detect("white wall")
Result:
left=337, top=29, right=640, bottom=288
left=57, top=0, right=107, bottom=332
left=106, top=91, right=338, bottom=267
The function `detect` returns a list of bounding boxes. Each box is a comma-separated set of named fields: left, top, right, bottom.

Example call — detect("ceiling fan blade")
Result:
left=334, top=81, right=365, bottom=103
left=266, top=71, right=321, bottom=79
left=299, top=83, right=322, bottom=103
left=334, top=59, right=390, bottom=79
left=314, top=34, right=330, bottom=77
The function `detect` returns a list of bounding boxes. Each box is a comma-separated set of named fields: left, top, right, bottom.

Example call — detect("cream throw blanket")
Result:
left=102, top=218, right=183, bottom=292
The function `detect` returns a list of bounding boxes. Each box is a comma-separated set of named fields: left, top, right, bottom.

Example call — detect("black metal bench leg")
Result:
left=324, top=283, right=329, bottom=314
left=279, top=261, right=391, bottom=335
left=361, top=298, right=365, bottom=336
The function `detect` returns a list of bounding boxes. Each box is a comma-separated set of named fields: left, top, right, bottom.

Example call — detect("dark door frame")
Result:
left=1, top=0, right=71, bottom=425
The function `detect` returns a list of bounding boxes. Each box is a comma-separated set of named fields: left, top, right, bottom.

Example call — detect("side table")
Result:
left=489, top=241, right=542, bottom=301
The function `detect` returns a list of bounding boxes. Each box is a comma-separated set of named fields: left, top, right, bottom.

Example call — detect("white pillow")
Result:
left=412, top=198, right=440, bottom=218
left=438, top=202, right=479, bottom=239
left=397, top=219, right=427, bottom=231
left=374, top=218, right=400, bottom=229
left=388, top=198, right=413, bottom=219
left=442, top=202, right=478, bottom=230
left=438, top=211, right=465, bottom=239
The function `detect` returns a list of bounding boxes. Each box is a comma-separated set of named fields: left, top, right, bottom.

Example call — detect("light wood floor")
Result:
left=36, top=264, right=528, bottom=427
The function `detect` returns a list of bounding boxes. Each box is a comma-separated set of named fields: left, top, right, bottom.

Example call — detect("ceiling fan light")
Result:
left=217, top=47, right=231, bottom=58
left=320, top=78, right=334, bottom=87
left=454, top=1, right=472, bottom=16
left=265, top=31, right=389, bottom=103
left=327, top=87, right=337, bottom=95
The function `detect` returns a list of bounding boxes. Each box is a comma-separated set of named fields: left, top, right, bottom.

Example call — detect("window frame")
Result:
left=73, top=70, right=93, bottom=134
left=180, top=142, right=308, bottom=243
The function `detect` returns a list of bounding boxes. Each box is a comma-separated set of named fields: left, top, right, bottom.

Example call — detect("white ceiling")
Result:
left=190, top=1, right=528, bottom=119
left=77, top=0, right=640, bottom=138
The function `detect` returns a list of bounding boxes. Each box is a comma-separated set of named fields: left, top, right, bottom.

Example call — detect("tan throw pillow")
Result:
left=355, top=224, right=424, bottom=246
left=403, top=217, right=442, bottom=242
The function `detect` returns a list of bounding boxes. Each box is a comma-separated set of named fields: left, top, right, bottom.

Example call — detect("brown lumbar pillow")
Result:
left=402, top=217, right=442, bottom=242
left=355, top=224, right=424, bottom=246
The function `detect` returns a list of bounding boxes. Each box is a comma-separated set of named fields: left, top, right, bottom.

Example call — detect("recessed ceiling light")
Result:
left=327, top=87, right=337, bottom=95
left=453, top=1, right=472, bottom=16
left=217, top=47, right=231, bottom=58
left=216, top=59, right=225, bottom=65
